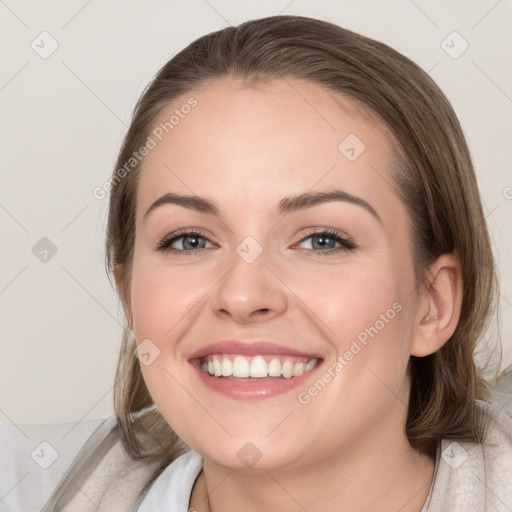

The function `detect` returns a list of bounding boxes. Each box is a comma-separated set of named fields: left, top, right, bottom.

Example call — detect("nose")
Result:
left=210, top=243, right=288, bottom=324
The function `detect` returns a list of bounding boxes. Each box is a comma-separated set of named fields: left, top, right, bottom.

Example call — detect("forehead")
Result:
left=137, top=77, right=402, bottom=223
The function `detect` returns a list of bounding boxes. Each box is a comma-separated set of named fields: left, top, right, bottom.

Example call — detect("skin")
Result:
left=120, top=77, right=463, bottom=511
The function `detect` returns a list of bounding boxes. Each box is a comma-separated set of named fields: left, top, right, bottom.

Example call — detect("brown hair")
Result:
left=105, top=13, right=499, bottom=489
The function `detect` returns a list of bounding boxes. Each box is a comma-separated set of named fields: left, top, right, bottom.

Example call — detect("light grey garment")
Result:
left=42, top=398, right=512, bottom=511
left=424, top=398, right=512, bottom=511
left=40, top=417, right=164, bottom=512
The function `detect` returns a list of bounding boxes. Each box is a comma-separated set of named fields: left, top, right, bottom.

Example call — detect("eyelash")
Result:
left=155, top=228, right=356, bottom=256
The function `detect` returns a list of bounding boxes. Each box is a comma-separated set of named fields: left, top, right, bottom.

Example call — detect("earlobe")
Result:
left=410, top=254, right=463, bottom=357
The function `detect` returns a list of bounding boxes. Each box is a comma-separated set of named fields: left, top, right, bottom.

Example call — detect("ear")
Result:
left=114, top=264, right=134, bottom=331
left=410, top=253, right=463, bottom=357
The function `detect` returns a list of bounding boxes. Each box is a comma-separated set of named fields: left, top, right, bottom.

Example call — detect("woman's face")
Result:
left=129, top=77, right=421, bottom=470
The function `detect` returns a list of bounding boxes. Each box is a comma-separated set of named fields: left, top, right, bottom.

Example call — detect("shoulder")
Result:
left=41, top=415, right=167, bottom=512
left=477, top=397, right=512, bottom=468
left=426, top=398, right=512, bottom=511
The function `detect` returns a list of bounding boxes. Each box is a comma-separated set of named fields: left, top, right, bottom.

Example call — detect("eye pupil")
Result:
left=183, top=235, right=205, bottom=250
left=312, top=234, right=335, bottom=250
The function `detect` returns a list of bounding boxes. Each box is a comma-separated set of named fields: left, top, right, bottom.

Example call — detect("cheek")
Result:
left=130, top=254, right=205, bottom=339
left=129, top=255, right=207, bottom=439
left=295, top=259, right=413, bottom=398
left=294, top=260, right=405, bottom=347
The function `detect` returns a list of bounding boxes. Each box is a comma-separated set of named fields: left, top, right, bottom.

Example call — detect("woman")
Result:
left=43, top=14, right=512, bottom=512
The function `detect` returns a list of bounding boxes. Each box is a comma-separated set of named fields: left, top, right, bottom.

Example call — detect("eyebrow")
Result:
left=144, top=189, right=381, bottom=223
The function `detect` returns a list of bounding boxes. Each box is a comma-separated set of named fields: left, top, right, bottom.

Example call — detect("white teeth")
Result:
left=281, top=361, right=294, bottom=378
left=305, top=359, right=317, bottom=373
left=213, top=356, right=222, bottom=377
left=249, top=356, right=268, bottom=378
left=221, top=358, right=232, bottom=377
left=293, top=362, right=305, bottom=376
left=232, top=355, right=250, bottom=378
left=268, top=358, right=282, bottom=377
left=201, top=354, right=319, bottom=379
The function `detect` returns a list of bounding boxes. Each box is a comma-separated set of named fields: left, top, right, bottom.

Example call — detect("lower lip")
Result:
left=191, top=362, right=322, bottom=400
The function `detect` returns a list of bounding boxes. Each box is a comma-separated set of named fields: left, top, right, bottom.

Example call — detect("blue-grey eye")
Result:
left=298, top=230, right=355, bottom=252
left=179, top=235, right=207, bottom=250
left=309, top=233, right=337, bottom=250
left=157, top=232, right=214, bottom=252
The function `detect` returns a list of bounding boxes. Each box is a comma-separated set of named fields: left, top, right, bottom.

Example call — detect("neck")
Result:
left=189, top=403, right=435, bottom=512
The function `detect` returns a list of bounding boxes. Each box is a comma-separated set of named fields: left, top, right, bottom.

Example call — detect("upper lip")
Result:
left=188, top=340, right=322, bottom=360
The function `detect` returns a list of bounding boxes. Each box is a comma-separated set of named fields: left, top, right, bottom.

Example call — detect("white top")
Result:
left=137, top=449, right=203, bottom=511
left=137, top=400, right=512, bottom=511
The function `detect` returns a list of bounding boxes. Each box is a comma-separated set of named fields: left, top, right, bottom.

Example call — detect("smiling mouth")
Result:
left=196, top=354, right=320, bottom=379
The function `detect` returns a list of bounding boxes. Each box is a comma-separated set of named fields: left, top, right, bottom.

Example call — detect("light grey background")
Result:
left=1, top=0, right=511, bottom=426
